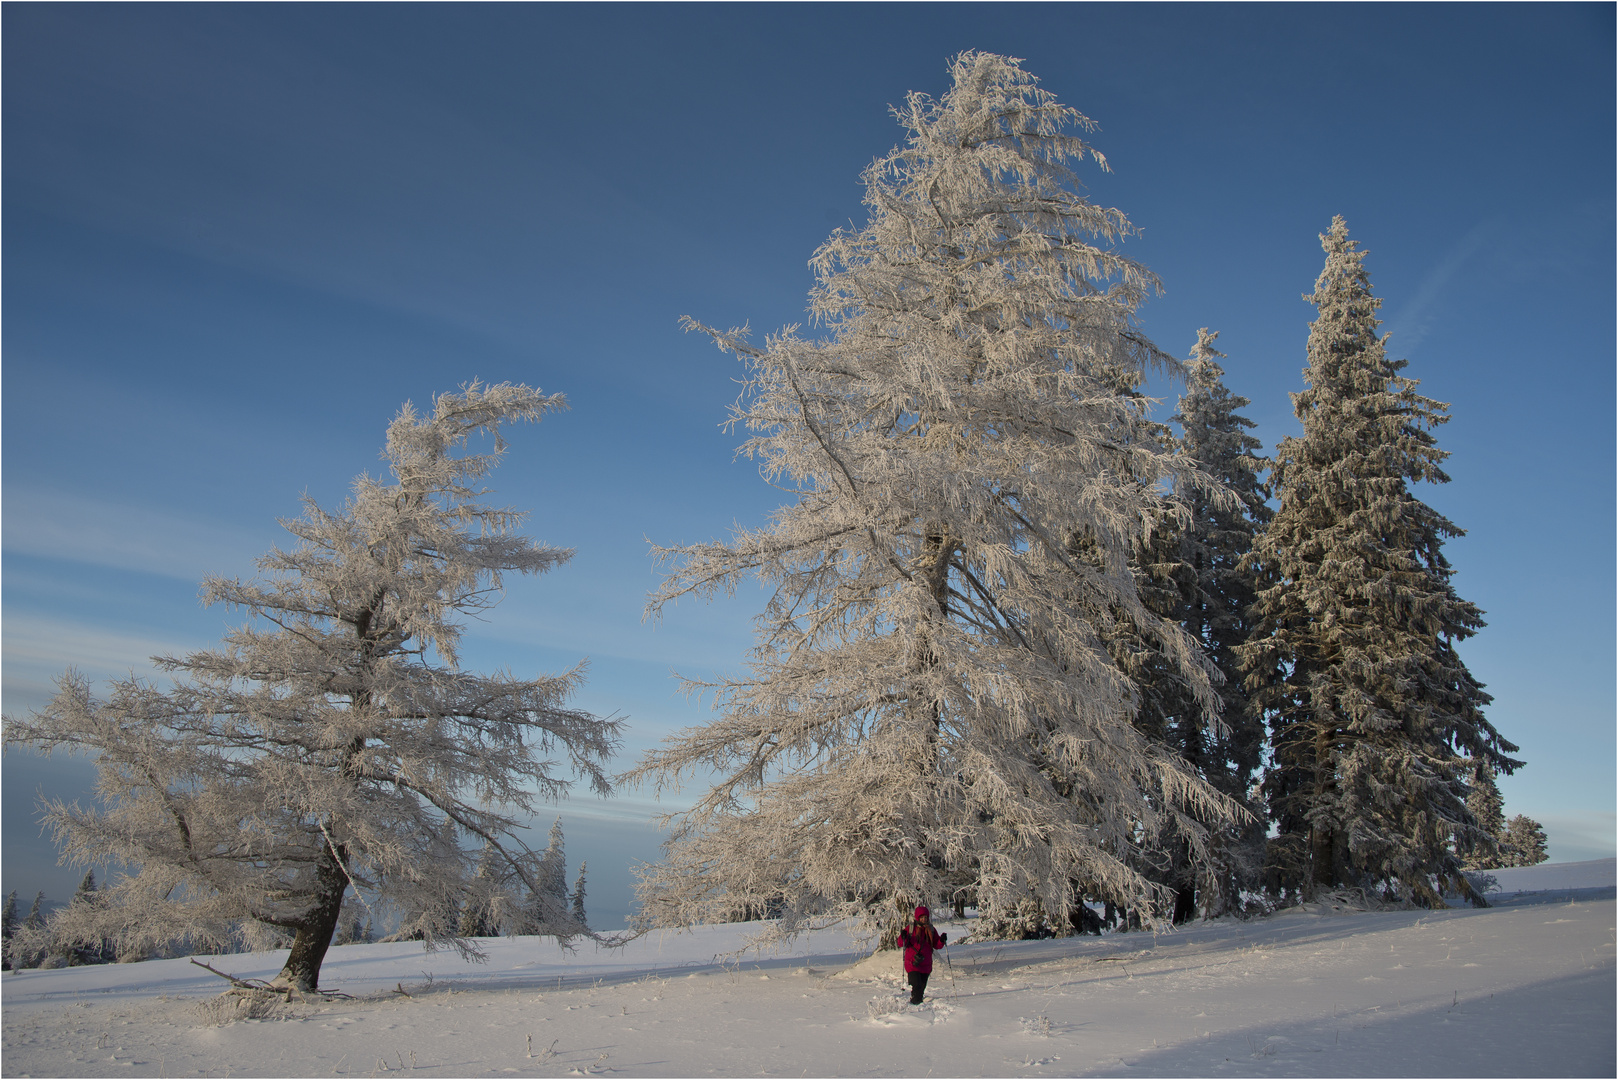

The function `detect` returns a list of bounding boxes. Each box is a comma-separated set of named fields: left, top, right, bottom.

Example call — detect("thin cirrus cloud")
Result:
left=1537, top=813, right=1618, bottom=865
left=3, top=487, right=272, bottom=583
left=7, top=14, right=699, bottom=358
left=2, top=613, right=197, bottom=709
left=1381, top=218, right=1496, bottom=357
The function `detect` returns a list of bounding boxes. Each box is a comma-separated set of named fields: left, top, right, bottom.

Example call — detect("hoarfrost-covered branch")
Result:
left=3, top=382, right=621, bottom=989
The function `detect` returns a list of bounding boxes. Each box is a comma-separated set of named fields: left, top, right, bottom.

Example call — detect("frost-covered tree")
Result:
left=3, top=383, right=621, bottom=990
left=65, top=870, right=114, bottom=965
left=1239, top=218, right=1520, bottom=906
left=570, top=861, right=589, bottom=929
left=457, top=843, right=503, bottom=938
left=1124, top=330, right=1272, bottom=921
left=1500, top=815, right=1548, bottom=867
left=333, top=911, right=365, bottom=946
left=517, top=818, right=576, bottom=937
left=1, top=891, right=17, bottom=970
left=73, top=869, right=98, bottom=901
left=628, top=52, right=1241, bottom=942
left=8, top=892, right=48, bottom=969
left=1170, top=330, right=1270, bottom=802
left=1459, top=765, right=1506, bottom=870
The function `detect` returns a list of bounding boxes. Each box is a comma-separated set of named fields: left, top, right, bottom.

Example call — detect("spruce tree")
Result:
left=68, top=870, right=113, bottom=964
left=1141, top=329, right=1272, bottom=919
left=457, top=843, right=501, bottom=938
left=333, top=913, right=364, bottom=946
left=12, top=892, right=47, bottom=969
left=1, top=891, right=16, bottom=970
left=1500, top=815, right=1549, bottom=867
left=1460, top=766, right=1506, bottom=870
left=522, top=819, right=581, bottom=937
left=73, top=870, right=97, bottom=901
left=629, top=53, right=1240, bottom=942
left=1172, top=330, right=1271, bottom=797
left=570, top=862, right=589, bottom=929
left=1102, top=330, right=1271, bottom=924
left=1240, top=217, right=1520, bottom=906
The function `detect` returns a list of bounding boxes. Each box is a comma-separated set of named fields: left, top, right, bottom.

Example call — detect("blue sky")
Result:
left=4, top=4, right=1613, bottom=928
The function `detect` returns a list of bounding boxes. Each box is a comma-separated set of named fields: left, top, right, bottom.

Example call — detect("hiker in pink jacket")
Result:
left=898, top=905, right=947, bottom=1004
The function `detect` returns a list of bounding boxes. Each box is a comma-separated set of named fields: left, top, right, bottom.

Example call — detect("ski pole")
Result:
left=944, top=944, right=957, bottom=1001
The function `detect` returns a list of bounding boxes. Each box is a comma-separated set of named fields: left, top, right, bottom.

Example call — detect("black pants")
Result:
left=907, top=970, right=930, bottom=1004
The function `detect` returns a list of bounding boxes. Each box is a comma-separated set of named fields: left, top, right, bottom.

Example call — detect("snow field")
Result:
left=3, top=870, right=1612, bottom=1078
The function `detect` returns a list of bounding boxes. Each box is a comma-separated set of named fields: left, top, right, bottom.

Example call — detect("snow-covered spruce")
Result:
left=628, top=52, right=1243, bottom=944
left=1238, top=219, right=1519, bottom=906
left=2, top=383, right=621, bottom=991
left=1499, top=814, right=1549, bottom=867
left=1120, top=329, right=1273, bottom=921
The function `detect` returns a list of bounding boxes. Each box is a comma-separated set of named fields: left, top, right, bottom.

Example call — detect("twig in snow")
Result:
left=187, top=958, right=353, bottom=1000
left=189, top=958, right=291, bottom=1000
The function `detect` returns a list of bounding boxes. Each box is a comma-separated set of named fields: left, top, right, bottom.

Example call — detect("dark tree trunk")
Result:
left=1069, top=902, right=1103, bottom=935
left=1171, top=884, right=1196, bottom=924
left=274, top=842, right=349, bottom=992
left=1310, top=825, right=1337, bottom=894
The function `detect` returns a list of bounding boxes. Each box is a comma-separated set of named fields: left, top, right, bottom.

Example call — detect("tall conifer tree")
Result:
left=629, top=53, right=1240, bottom=942
left=1110, top=330, right=1270, bottom=921
left=1155, top=330, right=1272, bottom=916
left=1240, top=218, right=1519, bottom=905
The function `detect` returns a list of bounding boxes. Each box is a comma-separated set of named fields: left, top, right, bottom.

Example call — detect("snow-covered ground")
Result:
left=4, top=860, right=1612, bottom=1078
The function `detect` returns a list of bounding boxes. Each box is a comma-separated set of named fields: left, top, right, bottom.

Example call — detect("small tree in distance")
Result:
left=0, top=891, right=16, bottom=969
left=1500, top=815, right=1549, bottom=867
left=4, top=383, right=621, bottom=991
left=570, top=861, right=589, bottom=930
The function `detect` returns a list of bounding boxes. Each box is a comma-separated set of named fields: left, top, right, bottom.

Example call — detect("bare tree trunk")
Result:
left=273, top=842, right=348, bottom=992
left=1310, top=719, right=1335, bottom=895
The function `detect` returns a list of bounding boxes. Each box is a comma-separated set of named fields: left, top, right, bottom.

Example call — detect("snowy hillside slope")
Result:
left=3, top=877, right=1612, bottom=1077
left=1487, top=856, right=1615, bottom=896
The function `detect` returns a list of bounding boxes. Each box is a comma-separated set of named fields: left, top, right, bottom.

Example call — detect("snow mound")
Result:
left=830, top=949, right=900, bottom=982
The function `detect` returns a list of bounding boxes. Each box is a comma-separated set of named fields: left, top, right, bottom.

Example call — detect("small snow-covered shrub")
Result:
left=193, top=989, right=294, bottom=1026
left=1229, top=890, right=1275, bottom=919
left=867, top=995, right=909, bottom=1019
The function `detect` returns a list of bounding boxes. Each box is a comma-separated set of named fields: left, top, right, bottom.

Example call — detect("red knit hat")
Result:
left=914, top=905, right=930, bottom=918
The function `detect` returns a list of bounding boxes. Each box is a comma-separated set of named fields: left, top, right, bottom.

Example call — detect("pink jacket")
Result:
left=898, top=924, right=945, bottom=974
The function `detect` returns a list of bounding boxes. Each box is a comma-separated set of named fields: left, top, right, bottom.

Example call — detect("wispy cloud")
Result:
left=1383, top=219, right=1497, bottom=358
left=2, top=613, right=199, bottom=713
left=1540, top=811, right=1618, bottom=863
left=3, top=488, right=271, bottom=582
